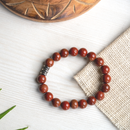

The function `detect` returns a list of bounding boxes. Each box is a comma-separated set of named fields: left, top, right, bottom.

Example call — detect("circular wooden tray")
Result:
left=0, top=0, right=100, bottom=22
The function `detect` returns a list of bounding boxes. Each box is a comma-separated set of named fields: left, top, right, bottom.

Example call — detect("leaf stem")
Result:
left=0, top=105, right=16, bottom=119
left=17, top=126, right=28, bottom=130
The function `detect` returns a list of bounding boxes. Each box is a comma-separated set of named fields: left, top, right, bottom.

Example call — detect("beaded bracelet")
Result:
left=37, top=47, right=111, bottom=110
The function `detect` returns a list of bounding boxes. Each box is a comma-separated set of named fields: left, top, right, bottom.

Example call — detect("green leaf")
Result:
left=0, top=88, right=2, bottom=91
left=0, top=105, right=16, bottom=119
left=17, top=126, right=28, bottom=130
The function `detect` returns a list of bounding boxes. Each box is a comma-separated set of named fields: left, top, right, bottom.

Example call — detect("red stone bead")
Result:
left=45, top=92, right=53, bottom=101
left=101, top=65, right=110, bottom=74
left=69, top=47, right=78, bottom=56
left=60, top=49, right=69, bottom=58
left=79, top=48, right=88, bottom=57
left=70, top=99, right=78, bottom=109
left=39, top=84, right=48, bottom=93
left=78, top=99, right=87, bottom=108
left=53, top=52, right=61, bottom=61
left=95, top=57, right=104, bottom=66
left=46, top=58, right=54, bottom=67
left=87, top=52, right=96, bottom=61
left=102, top=74, right=111, bottom=83
left=95, top=91, right=104, bottom=100
left=52, top=98, right=61, bottom=107
left=61, top=101, right=70, bottom=110
left=101, top=84, right=110, bottom=92
left=87, top=96, right=96, bottom=105
left=37, top=75, right=46, bottom=84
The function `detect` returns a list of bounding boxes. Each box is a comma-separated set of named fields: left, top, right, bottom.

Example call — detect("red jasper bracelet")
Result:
left=37, top=47, right=111, bottom=110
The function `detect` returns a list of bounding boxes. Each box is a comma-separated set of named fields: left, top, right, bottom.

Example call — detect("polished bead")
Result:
left=78, top=99, right=87, bottom=108
left=70, top=99, right=78, bottom=109
left=37, top=75, right=46, bottom=84
left=60, top=49, right=69, bottom=58
left=102, top=84, right=110, bottom=92
left=95, top=57, right=104, bottom=66
left=53, top=52, right=61, bottom=61
left=102, top=74, right=111, bottom=83
left=69, top=47, right=78, bottom=56
left=79, top=48, right=88, bottom=57
left=39, top=84, right=48, bottom=93
left=87, top=96, right=96, bottom=105
left=45, top=92, right=53, bottom=101
left=52, top=98, right=61, bottom=107
left=95, top=91, right=104, bottom=100
left=61, top=101, right=70, bottom=110
left=101, top=65, right=110, bottom=74
left=87, top=52, right=96, bottom=61
left=46, top=58, right=54, bottom=67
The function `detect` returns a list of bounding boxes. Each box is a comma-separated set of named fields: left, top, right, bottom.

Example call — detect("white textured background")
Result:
left=0, top=0, right=130, bottom=130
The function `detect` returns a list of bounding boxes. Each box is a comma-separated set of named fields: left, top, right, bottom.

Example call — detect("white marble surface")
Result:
left=0, top=0, right=130, bottom=130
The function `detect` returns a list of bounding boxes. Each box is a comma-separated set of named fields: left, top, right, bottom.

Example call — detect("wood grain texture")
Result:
left=0, top=0, right=100, bottom=22
left=0, top=0, right=130, bottom=129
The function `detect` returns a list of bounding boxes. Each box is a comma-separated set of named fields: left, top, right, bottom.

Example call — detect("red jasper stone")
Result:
left=78, top=99, right=87, bottom=108
left=70, top=99, right=78, bottom=109
left=52, top=98, right=61, bottom=107
left=69, top=47, right=78, bottom=56
left=87, top=96, right=96, bottom=105
left=87, top=52, right=96, bottom=61
left=37, top=75, right=46, bottom=84
left=39, top=84, right=48, bottom=93
left=46, top=58, right=54, bottom=67
left=53, top=52, right=61, bottom=61
left=61, top=101, right=70, bottom=110
left=101, top=65, right=110, bottom=74
left=102, top=74, right=111, bottom=83
left=95, top=57, right=104, bottom=66
left=60, top=49, right=69, bottom=58
left=95, top=91, right=104, bottom=100
left=101, top=84, right=110, bottom=92
left=45, top=92, right=53, bottom=101
left=79, top=48, right=88, bottom=57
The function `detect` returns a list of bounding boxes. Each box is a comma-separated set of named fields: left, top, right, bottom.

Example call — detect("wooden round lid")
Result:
left=0, top=0, right=100, bottom=22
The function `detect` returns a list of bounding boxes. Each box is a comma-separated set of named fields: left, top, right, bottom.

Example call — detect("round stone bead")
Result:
left=70, top=99, right=78, bottom=109
left=46, top=58, right=54, bottom=67
left=79, top=48, right=88, bottom=57
left=69, top=47, right=78, bottom=56
left=37, top=75, right=46, bottom=84
left=101, top=65, right=110, bottom=74
left=39, top=84, right=48, bottom=93
left=53, top=52, right=61, bottom=61
left=60, top=49, right=69, bottom=58
left=45, top=92, right=53, bottom=101
left=87, top=96, right=96, bottom=105
left=95, top=91, right=104, bottom=100
left=61, top=101, right=70, bottom=110
left=78, top=99, right=87, bottom=108
left=87, top=52, right=96, bottom=61
left=101, top=84, right=110, bottom=92
left=52, top=98, right=61, bottom=107
left=95, top=57, right=104, bottom=66
left=102, top=74, right=111, bottom=83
